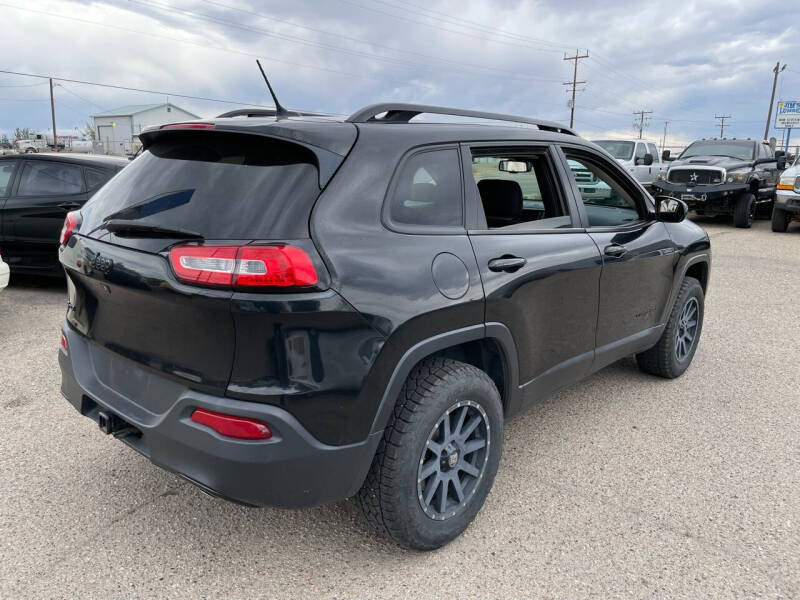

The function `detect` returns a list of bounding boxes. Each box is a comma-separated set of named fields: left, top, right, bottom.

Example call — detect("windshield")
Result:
left=593, top=140, right=634, bottom=160
left=679, top=141, right=755, bottom=161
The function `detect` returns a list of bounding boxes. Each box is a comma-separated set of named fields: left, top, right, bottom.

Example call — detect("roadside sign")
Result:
left=775, top=100, right=800, bottom=129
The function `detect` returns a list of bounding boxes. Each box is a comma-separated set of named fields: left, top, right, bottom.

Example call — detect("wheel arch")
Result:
left=368, top=323, right=519, bottom=435
left=660, top=253, right=710, bottom=324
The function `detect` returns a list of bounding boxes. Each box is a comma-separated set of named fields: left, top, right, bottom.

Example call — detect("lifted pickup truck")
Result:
left=651, top=138, right=786, bottom=228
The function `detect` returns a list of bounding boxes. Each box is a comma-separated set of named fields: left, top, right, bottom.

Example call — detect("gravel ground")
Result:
left=1, top=218, right=799, bottom=600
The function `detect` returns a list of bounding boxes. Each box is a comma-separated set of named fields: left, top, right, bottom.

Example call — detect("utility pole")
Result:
left=764, top=61, right=786, bottom=140
left=661, top=121, right=669, bottom=153
left=563, top=49, right=589, bottom=128
left=633, top=109, right=652, bottom=139
left=49, top=78, right=57, bottom=152
left=715, top=114, right=731, bottom=137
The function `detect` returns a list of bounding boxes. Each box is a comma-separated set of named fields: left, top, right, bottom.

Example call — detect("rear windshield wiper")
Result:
left=103, top=219, right=204, bottom=240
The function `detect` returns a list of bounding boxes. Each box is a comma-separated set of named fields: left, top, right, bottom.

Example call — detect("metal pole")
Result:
left=563, top=50, right=588, bottom=129
left=785, top=128, right=792, bottom=154
left=49, top=78, right=57, bottom=152
left=764, top=62, right=785, bottom=140
left=662, top=121, right=669, bottom=152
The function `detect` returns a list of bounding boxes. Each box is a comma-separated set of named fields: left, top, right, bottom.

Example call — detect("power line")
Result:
left=633, top=109, right=653, bottom=139
left=714, top=114, right=731, bottom=137
left=563, top=50, right=589, bottom=128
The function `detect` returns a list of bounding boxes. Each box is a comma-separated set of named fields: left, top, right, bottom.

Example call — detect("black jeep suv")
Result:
left=652, top=138, right=786, bottom=228
left=58, top=104, right=711, bottom=549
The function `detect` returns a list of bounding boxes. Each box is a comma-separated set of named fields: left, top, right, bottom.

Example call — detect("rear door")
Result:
left=62, top=130, right=325, bottom=395
left=464, top=143, right=602, bottom=408
left=558, top=146, right=677, bottom=369
left=3, top=159, right=87, bottom=244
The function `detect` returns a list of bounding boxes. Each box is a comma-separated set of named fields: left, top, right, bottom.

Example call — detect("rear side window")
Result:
left=85, top=168, right=114, bottom=191
left=17, top=161, right=83, bottom=196
left=387, top=148, right=463, bottom=228
left=80, top=132, right=321, bottom=240
left=0, top=160, right=17, bottom=196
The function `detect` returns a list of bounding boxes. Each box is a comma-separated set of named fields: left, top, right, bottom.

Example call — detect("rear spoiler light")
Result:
left=169, top=244, right=319, bottom=289
left=161, top=123, right=216, bottom=130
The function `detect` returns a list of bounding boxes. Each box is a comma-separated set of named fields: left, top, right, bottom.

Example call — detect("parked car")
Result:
left=652, top=138, right=786, bottom=228
left=772, top=153, right=800, bottom=232
left=57, top=104, right=711, bottom=550
left=0, top=142, right=14, bottom=156
left=0, top=153, right=128, bottom=275
left=0, top=251, right=8, bottom=290
left=592, top=138, right=666, bottom=186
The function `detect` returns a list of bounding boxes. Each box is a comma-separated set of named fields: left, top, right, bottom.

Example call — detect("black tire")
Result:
left=24, top=147, right=36, bottom=154
left=636, top=276, right=704, bottom=379
left=771, top=206, right=790, bottom=232
left=358, top=358, right=503, bottom=550
left=733, top=193, right=756, bottom=228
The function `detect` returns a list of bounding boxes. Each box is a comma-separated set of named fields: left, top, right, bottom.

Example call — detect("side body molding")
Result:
left=369, top=323, right=520, bottom=435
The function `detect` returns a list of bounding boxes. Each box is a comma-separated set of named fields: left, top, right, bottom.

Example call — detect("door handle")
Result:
left=488, top=256, right=527, bottom=272
left=58, top=202, right=81, bottom=211
left=603, top=244, right=627, bottom=258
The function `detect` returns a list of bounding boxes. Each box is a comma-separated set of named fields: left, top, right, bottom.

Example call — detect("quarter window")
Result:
left=470, top=151, right=570, bottom=230
left=17, top=161, right=83, bottom=196
left=0, top=160, right=18, bottom=196
left=565, top=155, right=642, bottom=228
left=85, top=168, right=113, bottom=191
left=388, top=148, right=463, bottom=228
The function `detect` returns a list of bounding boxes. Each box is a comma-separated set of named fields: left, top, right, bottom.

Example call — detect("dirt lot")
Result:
left=1, top=218, right=798, bottom=599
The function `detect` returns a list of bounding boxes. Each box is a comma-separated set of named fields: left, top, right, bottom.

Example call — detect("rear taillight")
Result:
left=169, top=245, right=318, bottom=289
left=59, top=332, right=68, bottom=353
left=190, top=408, right=272, bottom=440
left=60, top=211, right=81, bottom=245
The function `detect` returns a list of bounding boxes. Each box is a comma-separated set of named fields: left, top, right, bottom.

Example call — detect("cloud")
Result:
left=0, top=0, right=798, bottom=149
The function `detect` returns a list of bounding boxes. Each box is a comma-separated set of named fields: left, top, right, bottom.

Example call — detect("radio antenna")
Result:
left=256, top=59, right=289, bottom=119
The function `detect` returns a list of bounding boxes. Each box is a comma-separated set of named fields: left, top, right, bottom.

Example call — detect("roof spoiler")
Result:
left=346, top=103, right=576, bottom=136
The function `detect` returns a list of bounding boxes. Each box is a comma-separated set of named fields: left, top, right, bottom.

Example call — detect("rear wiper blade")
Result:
left=103, top=220, right=204, bottom=240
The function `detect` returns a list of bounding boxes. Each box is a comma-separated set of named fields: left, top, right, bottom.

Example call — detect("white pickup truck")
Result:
left=592, top=139, right=666, bottom=186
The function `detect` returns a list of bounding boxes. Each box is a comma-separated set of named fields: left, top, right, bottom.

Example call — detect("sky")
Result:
left=1, top=0, right=799, bottom=149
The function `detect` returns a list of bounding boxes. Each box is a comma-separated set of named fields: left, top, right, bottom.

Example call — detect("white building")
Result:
left=92, top=103, right=200, bottom=155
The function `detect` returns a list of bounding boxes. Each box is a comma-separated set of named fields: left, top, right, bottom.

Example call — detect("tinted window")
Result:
left=566, top=155, right=641, bottom=227
left=80, top=132, right=321, bottom=240
left=388, top=148, right=462, bottom=227
left=85, top=168, right=114, bottom=191
left=471, top=152, right=569, bottom=230
left=0, top=160, right=17, bottom=196
left=18, top=161, right=83, bottom=196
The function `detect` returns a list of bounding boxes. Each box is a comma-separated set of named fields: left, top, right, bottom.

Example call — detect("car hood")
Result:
left=779, top=164, right=800, bottom=178
left=669, top=156, right=752, bottom=170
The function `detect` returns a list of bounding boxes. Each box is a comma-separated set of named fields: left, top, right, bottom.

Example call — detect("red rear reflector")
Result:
left=60, top=211, right=81, bottom=245
left=59, top=333, right=68, bottom=352
left=190, top=408, right=272, bottom=440
left=169, top=245, right=318, bottom=288
left=161, top=123, right=215, bottom=130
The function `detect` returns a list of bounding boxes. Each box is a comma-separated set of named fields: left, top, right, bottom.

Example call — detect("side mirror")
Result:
left=775, top=150, right=785, bottom=158
left=661, top=150, right=671, bottom=161
left=656, top=196, right=688, bottom=223
left=778, top=156, right=787, bottom=170
left=643, top=153, right=654, bottom=166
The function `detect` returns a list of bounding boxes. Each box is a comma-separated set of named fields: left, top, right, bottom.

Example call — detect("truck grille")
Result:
left=668, top=169, right=724, bottom=185
left=572, top=168, right=598, bottom=185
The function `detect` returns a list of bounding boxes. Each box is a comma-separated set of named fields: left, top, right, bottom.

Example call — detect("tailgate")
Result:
left=62, top=235, right=235, bottom=393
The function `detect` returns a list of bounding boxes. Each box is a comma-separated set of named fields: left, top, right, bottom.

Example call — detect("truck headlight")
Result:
left=725, top=172, right=748, bottom=184
left=656, top=170, right=666, bottom=181
left=778, top=175, right=800, bottom=193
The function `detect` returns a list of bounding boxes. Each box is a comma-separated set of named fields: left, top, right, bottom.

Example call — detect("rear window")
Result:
left=80, top=132, right=321, bottom=240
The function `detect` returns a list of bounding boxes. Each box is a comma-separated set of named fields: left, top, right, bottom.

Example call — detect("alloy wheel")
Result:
left=675, top=297, right=699, bottom=361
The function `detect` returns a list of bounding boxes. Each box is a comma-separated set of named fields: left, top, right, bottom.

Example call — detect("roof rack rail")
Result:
left=216, top=108, right=330, bottom=119
left=346, top=103, right=576, bottom=136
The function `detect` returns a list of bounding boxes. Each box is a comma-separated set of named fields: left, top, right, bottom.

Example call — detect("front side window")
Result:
left=565, top=155, right=642, bottom=228
left=0, top=160, right=18, bottom=196
left=17, top=161, right=83, bottom=196
left=648, top=144, right=659, bottom=161
left=470, top=151, right=569, bottom=230
left=634, top=143, right=647, bottom=163
left=388, top=148, right=462, bottom=228
left=593, top=140, right=634, bottom=161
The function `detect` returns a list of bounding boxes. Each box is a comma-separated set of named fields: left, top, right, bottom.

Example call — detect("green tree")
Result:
left=82, top=121, right=96, bottom=141
left=13, top=127, right=31, bottom=141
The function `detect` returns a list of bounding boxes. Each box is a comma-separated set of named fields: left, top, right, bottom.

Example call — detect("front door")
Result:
left=464, top=144, right=602, bottom=410
left=559, top=147, right=677, bottom=369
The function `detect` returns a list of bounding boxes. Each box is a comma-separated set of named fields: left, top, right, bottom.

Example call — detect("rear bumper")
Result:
left=58, top=324, right=381, bottom=508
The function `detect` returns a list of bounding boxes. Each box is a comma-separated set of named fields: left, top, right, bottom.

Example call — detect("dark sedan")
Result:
left=0, top=153, right=128, bottom=275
